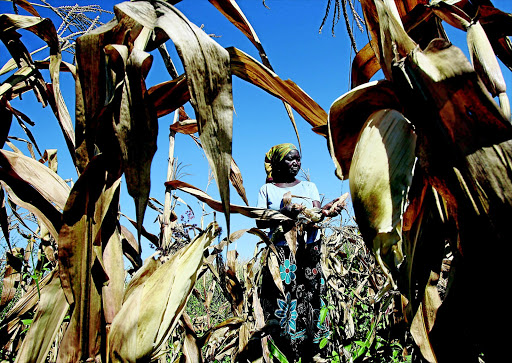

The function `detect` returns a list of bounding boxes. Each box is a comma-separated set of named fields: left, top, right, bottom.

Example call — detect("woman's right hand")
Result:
left=280, top=203, right=302, bottom=219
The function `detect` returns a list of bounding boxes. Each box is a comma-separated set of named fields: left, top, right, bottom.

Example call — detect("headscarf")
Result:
left=264, top=143, right=298, bottom=183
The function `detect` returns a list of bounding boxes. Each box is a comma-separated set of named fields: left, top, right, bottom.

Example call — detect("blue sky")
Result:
left=0, top=0, right=510, bottom=259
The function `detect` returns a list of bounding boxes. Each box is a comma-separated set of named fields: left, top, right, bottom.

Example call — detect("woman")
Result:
left=256, top=143, right=341, bottom=362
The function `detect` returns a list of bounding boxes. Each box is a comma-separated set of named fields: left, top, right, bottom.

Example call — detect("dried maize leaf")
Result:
left=105, top=43, right=158, bottom=239
left=410, top=271, right=442, bottom=363
left=181, top=313, right=202, bottom=363
left=0, top=267, right=54, bottom=349
left=147, top=74, right=190, bottom=118
left=169, top=117, right=198, bottom=134
left=108, top=222, right=219, bottom=361
left=467, top=20, right=510, bottom=119
left=328, top=80, right=402, bottom=179
left=12, top=0, right=41, bottom=17
left=0, top=250, right=22, bottom=310
left=209, top=0, right=263, bottom=52
left=102, top=224, right=125, bottom=326
left=74, top=1, right=149, bottom=172
left=14, top=269, right=69, bottom=363
left=405, top=38, right=511, bottom=155
left=121, top=212, right=160, bottom=248
left=351, top=43, right=380, bottom=88
left=0, top=176, right=62, bottom=241
left=228, top=47, right=327, bottom=130
left=40, top=149, right=58, bottom=173
left=155, top=1, right=233, bottom=235
left=0, top=149, right=70, bottom=210
left=166, top=180, right=292, bottom=222
left=209, top=0, right=301, bottom=149
left=120, top=225, right=143, bottom=271
left=0, top=13, right=75, bottom=162
left=375, top=0, right=416, bottom=79
left=349, top=109, right=417, bottom=286
left=430, top=0, right=471, bottom=31
left=57, top=155, right=122, bottom=363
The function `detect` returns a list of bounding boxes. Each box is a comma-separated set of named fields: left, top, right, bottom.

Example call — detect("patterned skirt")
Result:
left=260, top=239, right=330, bottom=362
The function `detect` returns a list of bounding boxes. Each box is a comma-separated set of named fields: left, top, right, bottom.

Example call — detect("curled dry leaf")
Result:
left=466, top=20, right=510, bottom=120
left=410, top=271, right=442, bottom=363
left=108, top=222, right=220, bottom=362
left=0, top=268, right=54, bottom=350
left=14, top=269, right=69, bottom=363
left=0, top=250, right=22, bottom=310
left=228, top=47, right=327, bottom=131
left=106, top=42, right=158, bottom=238
left=0, top=149, right=70, bottom=210
left=328, top=80, right=402, bottom=179
left=166, top=180, right=292, bottom=222
left=209, top=0, right=302, bottom=149
left=154, top=0, right=234, bottom=235
left=349, top=109, right=417, bottom=287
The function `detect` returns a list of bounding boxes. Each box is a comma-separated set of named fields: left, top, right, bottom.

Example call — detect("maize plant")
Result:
left=0, top=0, right=358, bottom=362
left=0, top=0, right=510, bottom=362
left=327, top=0, right=512, bottom=361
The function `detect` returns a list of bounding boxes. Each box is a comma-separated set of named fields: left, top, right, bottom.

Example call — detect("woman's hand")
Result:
left=280, top=203, right=303, bottom=219
left=321, top=194, right=348, bottom=218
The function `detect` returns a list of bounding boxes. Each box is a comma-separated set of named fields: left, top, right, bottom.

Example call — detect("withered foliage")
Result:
left=0, top=0, right=510, bottom=362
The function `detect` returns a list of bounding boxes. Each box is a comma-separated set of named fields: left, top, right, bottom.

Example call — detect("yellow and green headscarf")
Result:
left=264, top=143, right=298, bottom=183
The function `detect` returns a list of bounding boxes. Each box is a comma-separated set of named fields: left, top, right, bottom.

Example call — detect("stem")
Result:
left=161, top=111, right=179, bottom=249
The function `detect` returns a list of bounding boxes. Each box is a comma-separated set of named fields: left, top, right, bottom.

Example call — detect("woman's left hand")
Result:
left=321, top=195, right=347, bottom=217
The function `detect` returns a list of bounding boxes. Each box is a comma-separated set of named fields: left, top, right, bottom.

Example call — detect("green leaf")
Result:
left=268, top=339, right=289, bottom=363
left=319, top=337, right=329, bottom=349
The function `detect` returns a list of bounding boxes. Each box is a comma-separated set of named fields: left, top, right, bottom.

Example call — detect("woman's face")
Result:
left=277, top=149, right=301, bottom=178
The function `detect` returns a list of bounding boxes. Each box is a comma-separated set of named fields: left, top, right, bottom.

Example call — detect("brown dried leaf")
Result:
left=0, top=149, right=69, bottom=210
left=155, top=1, right=234, bottom=234
left=120, top=225, right=143, bottom=271
left=40, top=149, right=58, bottom=173
left=0, top=14, right=75, bottom=161
left=328, top=80, right=402, bottom=179
left=351, top=43, right=380, bottom=88
left=106, top=43, right=158, bottom=239
left=0, top=268, right=54, bottom=349
left=102, top=224, right=125, bottom=326
left=148, top=74, right=190, bottom=118
left=121, top=212, right=160, bottom=248
left=0, top=250, right=23, bottom=310
left=57, top=155, right=122, bottom=362
left=166, top=180, right=291, bottom=222
left=410, top=271, right=442, bottom=363
left=228, top=47, right=327, bottom=131
left=108, top=222, right=219, bottom=361
left=208, top=0, right=303, bottom=148
left=14, top=269, right=69, bottom=363
left=181, top=313, right=202, bottom=363
left=169, top=118, right=198, bottom=134
left=0, top=174, right=62, bottom=241
left=12, top=0, right=40, bottom=17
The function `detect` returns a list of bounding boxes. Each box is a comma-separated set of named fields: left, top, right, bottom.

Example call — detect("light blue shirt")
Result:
left=257, top=181, right=320, bottom=245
